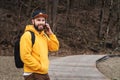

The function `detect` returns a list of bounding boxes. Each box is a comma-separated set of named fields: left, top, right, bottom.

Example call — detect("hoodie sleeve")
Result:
left=20, top=32, right=41, bottom=71
left=47, top=34, right=59, bottom=51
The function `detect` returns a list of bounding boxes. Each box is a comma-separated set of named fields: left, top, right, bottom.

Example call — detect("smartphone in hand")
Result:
left=43, top=24, right=49, bottom=31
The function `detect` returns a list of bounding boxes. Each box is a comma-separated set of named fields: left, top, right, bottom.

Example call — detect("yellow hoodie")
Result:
left=20, top=25, right=59, bottom=74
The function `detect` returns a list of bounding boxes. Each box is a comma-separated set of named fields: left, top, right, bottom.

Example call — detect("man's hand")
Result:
left=44, top=23, right=53, bottom=35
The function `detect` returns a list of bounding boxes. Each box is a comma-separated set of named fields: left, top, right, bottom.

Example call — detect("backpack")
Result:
left=14, top=31, right=35, bottom=68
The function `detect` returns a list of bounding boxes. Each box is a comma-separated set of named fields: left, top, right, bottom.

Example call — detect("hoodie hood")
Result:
left=25, top=25, right=45, bottom=36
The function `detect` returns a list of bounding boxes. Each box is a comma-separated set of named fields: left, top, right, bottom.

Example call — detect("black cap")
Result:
left=32, top=9, right=48, bottom=19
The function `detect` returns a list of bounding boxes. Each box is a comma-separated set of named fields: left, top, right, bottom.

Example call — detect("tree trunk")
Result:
left=66, top=0, right=70, bottom=27
left=45, top=0, right=50, bottom=22
left=98, top=0, right=105, bottom=39
left=52, top=0, right=59, bottom=33
left=106, top=0, right=113, bottom=38
left=117, top=0, right=120, bottom=46
left=47, top=0, right=52, bottom=26
left=26, top=0, right=32, bottom=17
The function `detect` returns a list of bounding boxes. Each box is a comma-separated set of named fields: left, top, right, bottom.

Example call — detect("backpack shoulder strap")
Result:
left=27, top=31, right=35, bottom=47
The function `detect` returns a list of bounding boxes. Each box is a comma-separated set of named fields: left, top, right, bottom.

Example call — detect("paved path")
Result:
left=0, top=55, right=110, bottom=80
left=49, top=55, right=110, bottom=80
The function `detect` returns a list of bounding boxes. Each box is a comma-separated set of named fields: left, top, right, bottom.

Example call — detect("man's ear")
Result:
left=32, top=19, right=34, bottom=24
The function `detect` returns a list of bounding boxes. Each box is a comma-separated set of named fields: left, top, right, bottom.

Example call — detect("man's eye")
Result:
left=42, top=20, right=45, bottom=21
left=36, top=19, right=41, bottom=21
left=36, top=19, right=45, bottom=21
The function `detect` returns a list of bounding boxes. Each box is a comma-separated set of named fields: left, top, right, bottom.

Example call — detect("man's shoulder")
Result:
left=21, top=31, right=32, bottom=39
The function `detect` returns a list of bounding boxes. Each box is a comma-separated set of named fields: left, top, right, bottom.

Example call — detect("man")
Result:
left=20, top=8, right=59, bottom=80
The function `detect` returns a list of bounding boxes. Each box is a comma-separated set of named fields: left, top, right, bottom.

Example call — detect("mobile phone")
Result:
left=43, top=25, right=49, bottom=31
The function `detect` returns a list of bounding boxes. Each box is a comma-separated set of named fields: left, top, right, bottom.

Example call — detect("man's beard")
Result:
left=34, top=24, right=44, bottom=32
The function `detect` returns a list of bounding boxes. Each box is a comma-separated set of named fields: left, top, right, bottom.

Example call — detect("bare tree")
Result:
left=116, top=0, right=120, bottom=48
left=52, top=0, right=59, bottom=33
left=26, top=0, right=32, bottom=16
left=105, top=0, right=113, bottom=38
left=98, top=0, right=106, bottom=39
left=66, top=0, right=70, bottom=27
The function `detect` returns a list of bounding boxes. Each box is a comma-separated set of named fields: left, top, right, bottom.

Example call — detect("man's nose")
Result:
left=39, top=22, right=45, bottom=24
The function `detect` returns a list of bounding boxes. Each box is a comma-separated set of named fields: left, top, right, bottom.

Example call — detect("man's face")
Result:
left=32, top=17, right=46, bottom=32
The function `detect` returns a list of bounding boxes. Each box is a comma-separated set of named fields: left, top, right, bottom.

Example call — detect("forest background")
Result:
left=0, top=0, right=120, bottom=56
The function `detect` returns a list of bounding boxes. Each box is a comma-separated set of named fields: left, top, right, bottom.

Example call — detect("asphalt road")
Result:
left=49, top=55, right=110, bottom=80
left=0, top=55, right=110, bottom=80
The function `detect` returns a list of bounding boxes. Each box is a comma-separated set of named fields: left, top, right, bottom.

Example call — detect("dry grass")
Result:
left=0, top=56, right=24, bottom=80
left=96, top=57, right=120, bottom=80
